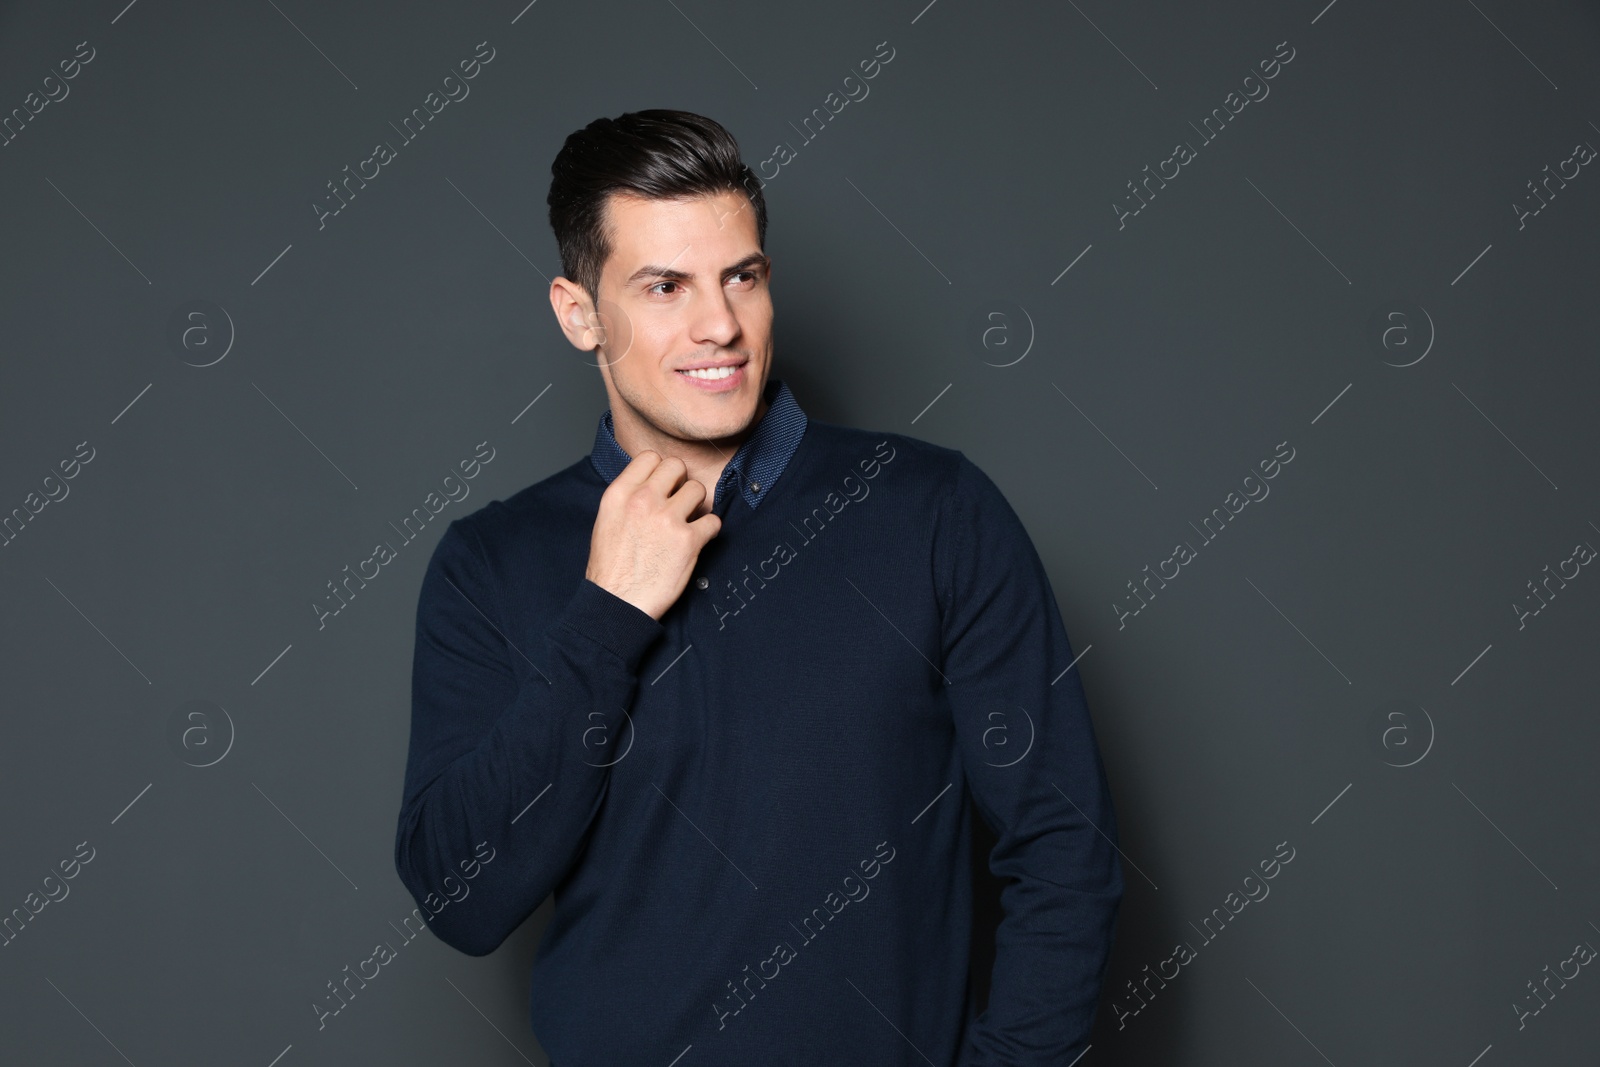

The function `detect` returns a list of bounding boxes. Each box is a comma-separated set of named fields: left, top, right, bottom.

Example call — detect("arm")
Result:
left=393, top=516, right=664, bottom=956
left=933, top=455, right=1125, bottom=1064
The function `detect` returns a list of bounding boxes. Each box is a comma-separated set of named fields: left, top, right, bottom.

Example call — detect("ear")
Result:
left=549, top=277, right=602, bottom=350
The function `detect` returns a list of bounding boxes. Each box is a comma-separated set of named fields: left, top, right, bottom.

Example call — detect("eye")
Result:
left=649, top=281, right=681, bottom=296
left=728, top=270, right=760, bottom=287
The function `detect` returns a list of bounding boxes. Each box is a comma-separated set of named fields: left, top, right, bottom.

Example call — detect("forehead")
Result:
left=601, top=190, right=760, bottom=271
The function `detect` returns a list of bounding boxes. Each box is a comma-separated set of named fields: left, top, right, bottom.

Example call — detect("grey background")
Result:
left=2, top=0, right=1597, bottom=1063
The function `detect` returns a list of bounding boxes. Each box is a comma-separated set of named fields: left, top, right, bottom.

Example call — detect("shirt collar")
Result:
left=588, top=376, right=807, bottom=512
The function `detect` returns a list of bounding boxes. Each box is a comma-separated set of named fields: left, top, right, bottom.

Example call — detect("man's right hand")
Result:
left=585, top=450, right=723, bottom=621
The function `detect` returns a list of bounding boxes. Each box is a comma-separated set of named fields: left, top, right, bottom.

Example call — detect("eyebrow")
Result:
left=623, top=252, right=769, bottom=289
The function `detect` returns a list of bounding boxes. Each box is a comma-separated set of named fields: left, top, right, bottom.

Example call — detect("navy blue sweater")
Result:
left=393, top=388, right=1124, bottom=1066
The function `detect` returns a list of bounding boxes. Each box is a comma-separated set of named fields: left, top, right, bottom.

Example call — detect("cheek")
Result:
left=735, top=292, right=774, bottom=339
left=633, top=316, right=683, bottom=366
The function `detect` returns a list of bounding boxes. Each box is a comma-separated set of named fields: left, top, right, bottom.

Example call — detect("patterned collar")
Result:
left=588, top=376, right=807, bottom=511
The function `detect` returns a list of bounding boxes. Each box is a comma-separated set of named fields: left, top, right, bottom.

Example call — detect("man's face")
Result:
left=582, top=189, right=772, bottom=446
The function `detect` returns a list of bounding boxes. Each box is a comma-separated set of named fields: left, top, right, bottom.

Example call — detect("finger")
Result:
left=688, top=511, right=722, bottom=543
left=643, top=453, right=690, bottom=497
left=664, top=476, right=710, bottom=519
left=611, top=449, right=663, bottom=490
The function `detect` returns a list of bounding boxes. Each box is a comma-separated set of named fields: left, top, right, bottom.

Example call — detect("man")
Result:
left=393, top=109, right=1124, bottom=1066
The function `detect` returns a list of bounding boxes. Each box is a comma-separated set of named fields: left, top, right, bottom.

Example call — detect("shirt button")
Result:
left=750, top=481, right=761, bottom=492
left=696, top=576, right=709, bottom=590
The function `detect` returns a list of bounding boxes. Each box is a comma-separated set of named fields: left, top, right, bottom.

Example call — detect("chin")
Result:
left=705, top=413, right=757, bottom=441
left=695, top=403, right=758, bottom=439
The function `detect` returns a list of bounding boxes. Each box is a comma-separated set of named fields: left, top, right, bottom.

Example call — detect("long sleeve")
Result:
left=932, top=454, right=1125, bottom=1065
left=393, top=516, right=664, bottom=956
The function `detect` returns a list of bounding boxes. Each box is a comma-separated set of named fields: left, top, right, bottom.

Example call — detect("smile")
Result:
left=675, top=362, right=747, bottom=392
left=680, top=366, right=739, bottom=380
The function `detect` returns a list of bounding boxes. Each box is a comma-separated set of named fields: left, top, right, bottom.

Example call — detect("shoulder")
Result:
left=809, top=421, right=1020, bottom=523
left=440, top=455, right=597, bottom=559
left=798, top=418, right=968, bottom=491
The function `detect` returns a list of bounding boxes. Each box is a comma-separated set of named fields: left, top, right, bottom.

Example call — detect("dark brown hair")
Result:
left=547, top=109, right=767, bottom=304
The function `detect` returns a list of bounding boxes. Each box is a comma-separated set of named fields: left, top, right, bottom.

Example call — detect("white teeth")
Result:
left=681, top=365, right=738, bottom=380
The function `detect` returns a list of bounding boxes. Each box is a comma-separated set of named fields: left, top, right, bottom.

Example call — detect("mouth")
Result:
left=675, top=360, right=748, bottom=392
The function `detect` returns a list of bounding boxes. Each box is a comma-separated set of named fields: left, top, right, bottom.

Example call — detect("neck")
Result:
left=610, top=393, right=769, bottom=519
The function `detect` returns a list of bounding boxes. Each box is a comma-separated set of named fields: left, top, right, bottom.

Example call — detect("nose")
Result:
left=689, top=285, right=740, bottom=350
